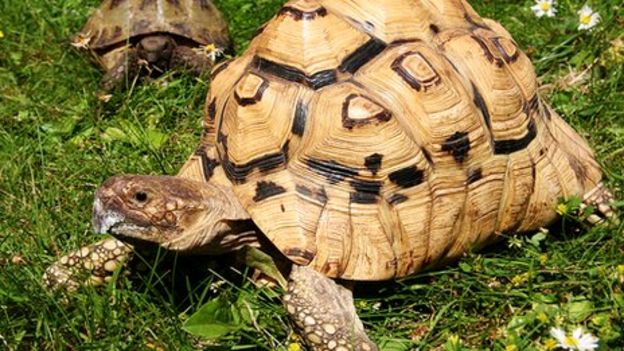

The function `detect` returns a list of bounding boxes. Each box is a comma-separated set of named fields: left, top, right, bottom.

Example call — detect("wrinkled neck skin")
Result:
left=171, top=218, right=261, bottom=255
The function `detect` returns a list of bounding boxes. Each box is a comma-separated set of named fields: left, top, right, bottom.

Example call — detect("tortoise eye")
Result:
left=134, top=191, right=148, bottom=203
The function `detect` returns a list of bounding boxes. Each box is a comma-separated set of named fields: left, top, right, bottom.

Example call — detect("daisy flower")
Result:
left=196, top=43, right=225, bottom=62
left=531, top=0, right=557, bottom=18
left=577, top=5, right=600, bottom=31
left=550, top=327, right=599, bottom=351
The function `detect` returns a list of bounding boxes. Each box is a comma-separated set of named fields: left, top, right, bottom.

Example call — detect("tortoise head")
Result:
left=137, top=35, right=176, bottom=67
left=92, top=175, right=248, bottom=252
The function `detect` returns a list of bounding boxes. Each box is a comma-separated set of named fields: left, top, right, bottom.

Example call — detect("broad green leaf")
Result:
left=242, top=246, right=287, bottom=289
left=565, top=299, right=594, bottom=323
left=183, top=296, right=241, bottom=339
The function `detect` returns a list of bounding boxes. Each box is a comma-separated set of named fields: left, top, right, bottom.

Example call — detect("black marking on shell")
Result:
left=171, top=22, right=192, bottom=37
left=470, top=35, right=504, bottom=67
left=429, top=24, right=440, bottom=34
left=252, top=24, right=266, bottom=39
left=112, top=26, right=123, bottom=40
left=421, top=147, right=434, bottom=164
left=253, top=56, right=337, bottom=90
left=463, top=13, right=490, bottom=30
left=543, top=103, right=552, bottom=120
left=253, top=181, right=287, bottom=202
left=195, top=147, right=220, bottom=181
left=140, top=0, right=155, bottom=9
left=388, top=193, right=408, bottom=205
left=467, top=168, right=483, bottom=184
left=197, top=0, right=211, bottom=9
left=566, top=154, right=588, bottom=183
left=341, top=94, right=392, bottom=130
left=284, top=248, right=315, bottom=261
left=211, top=59, right=232, bottom=79
left=338, top=38, right=387, bottom=74
left=349, top=179, right=382, bottom=204
left=442, top=132, right=471, bottom=163
left=234, top=77, right=269, bottom=106
left=278, top=6, right=328, bottom=21
left=295, top=184, right=328, bottom=204
left=291, top=100, right=307, bottom=136
left=491, top=38, right=520, bottom=63
left=364, top=153, right=383, bottom=175
left=207, top=98, right=217, bottom=120
left=528, top=95, right=540, bottom=114
left=471, top=82, right=491, bottom=128
left=222, top=140, right=290, bottom=184
left=389, top=166, right=424, bottom=188
left=389, top=38, right=422, bottom=47
left=305, top=158, right=359, bottom=184
left=110, top=0, right=125, bottom=9
left=132, top=20, right=151, bottom=36
left=391, top=51, right=440, bottom=92
left=494, top=120, right=537, bottom=154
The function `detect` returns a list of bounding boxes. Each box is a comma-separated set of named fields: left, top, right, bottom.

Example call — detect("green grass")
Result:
left=1, top=0, right=623, bottom=349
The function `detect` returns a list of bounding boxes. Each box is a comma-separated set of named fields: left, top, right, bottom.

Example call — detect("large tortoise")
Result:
left=73, top=0, right=231, bottom=92
left=46, top=0, right=616, bottom=349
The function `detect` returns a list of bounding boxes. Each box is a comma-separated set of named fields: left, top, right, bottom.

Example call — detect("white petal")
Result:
left=550, top=327, right=567, bottom=342
left=572, top=328, right=584, bottom=340
left=578, top=333, right=599, bottom=351
left=578, top=5, right=593, bottom=16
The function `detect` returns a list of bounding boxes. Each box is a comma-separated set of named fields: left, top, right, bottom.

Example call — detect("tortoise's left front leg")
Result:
left=43, top=237, right=133, bottom=291
left=285, top=265, right=378, bottom=351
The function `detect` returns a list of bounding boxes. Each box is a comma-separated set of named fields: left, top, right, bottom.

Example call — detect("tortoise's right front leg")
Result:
left=43, top=237, right=133, bottom=290
left=285, top=265, right=377, bottom=351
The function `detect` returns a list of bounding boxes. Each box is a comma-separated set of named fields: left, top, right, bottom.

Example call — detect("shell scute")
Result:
left=78, top=0, right=230, bottom=49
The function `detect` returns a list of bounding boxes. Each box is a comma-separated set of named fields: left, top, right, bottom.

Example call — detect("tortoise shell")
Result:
left=78, top=0, right=230, bottom=50
left=202, top=0, right=603, bottom=281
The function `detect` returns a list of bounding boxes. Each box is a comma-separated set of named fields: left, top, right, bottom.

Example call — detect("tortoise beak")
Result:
left=92, top=197, right=124, bottom=234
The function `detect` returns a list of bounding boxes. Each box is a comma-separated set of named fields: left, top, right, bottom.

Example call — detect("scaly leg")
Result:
left=99, top=47, right=141, bottom=93
left=43, top=237, right=133, bottom=291
left=581, top=183, right=618, bottom=225
left=284, top=265, right=378, bottom=351
left=169, top=45, right=217, bottom=77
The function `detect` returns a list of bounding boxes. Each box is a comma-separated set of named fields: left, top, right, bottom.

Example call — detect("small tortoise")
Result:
left=73, top=0, right=231, bottom=92
left=46, top=0, right=617, bottom=349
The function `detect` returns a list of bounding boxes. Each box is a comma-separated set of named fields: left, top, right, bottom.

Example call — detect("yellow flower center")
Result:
left=580, top=14, right=592, bottom=25
left=540, top=3, right=551, bottom=11
left=287, top=343, right=302, bottom=351
left=544, top=338, right=558, bottom=350
left=564, top=336, right=580, bottom=347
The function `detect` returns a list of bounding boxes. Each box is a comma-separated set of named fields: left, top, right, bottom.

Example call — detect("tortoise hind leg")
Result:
left=581, top=183, right=618, bottom=225
left=285, top=265, right=378, bottom=351
left=43, top=237, right=133, bottom=290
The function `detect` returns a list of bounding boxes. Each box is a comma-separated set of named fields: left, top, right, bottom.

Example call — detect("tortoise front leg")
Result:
left=169, top=45, right=219, bottom=77
left=43, top=237, right=133, bottom=290
left=285, top=265, right=377, bottom=351
left=581, top=183, right=618, bottom=225
left=99, top=47, right=141, bottom=93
